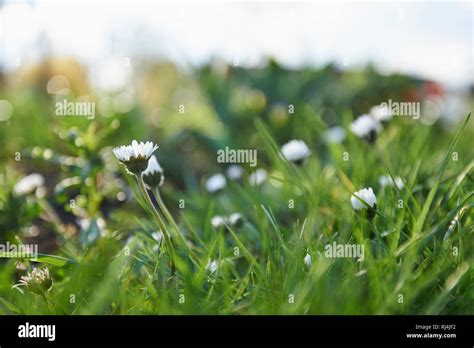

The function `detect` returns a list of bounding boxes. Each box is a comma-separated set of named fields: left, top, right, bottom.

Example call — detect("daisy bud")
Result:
left=324, top=126, right=346, bottom=144
left=228, top=212, right=244, bottom=228
left=211, top=215, right=226, bottom=229
left=281, top=139, right=311, bottom=165
left=304, top=253, right=312, bottom=268
left=19, top=267, right=53, bottom=295
left=150, top=231, right=164, bottom=252
left=350, top=115, right=382, bottom=143
left=226, top=165, right=244, bottom=181
left=14, top=173, right=45, bottom=196
left=112, top=140, right=158, bottom=175
left=378, top=175, right=404, bottom=190
left=351, top=187, right=377, bottom=219
left=248, top=168, right=267, bottom=187
left=206, top=173, right=227, bottom=193
left=206, top=260, right=219, bottom=274
left=142, top=155, right=164, bottom=189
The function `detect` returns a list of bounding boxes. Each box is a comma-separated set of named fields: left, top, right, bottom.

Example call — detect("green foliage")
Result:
left=0, top=61, right=472, bottom=315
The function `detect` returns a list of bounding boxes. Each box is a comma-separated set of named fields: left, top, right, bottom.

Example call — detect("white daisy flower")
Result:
left=211, top=215, right=226, bottom=229
left=378, top=175, right=404, bottom=190
left=151, top=231, right=164, bottom=242
left=281, top=139, right=311, bottom=164
left=351, top=187, right=377, bottom=211
left=350, top=115, right=382, bottom=142
left=304, top=253, right=312, bottom=268
left=14, top=173, right=45, bottom=196
left=324, top=126, right=346, bottom=144
left=249, top=168, right=267, bottom=187
left=206, top=173, right=227, bottom=193
left=206, top=260, right=219, bottom=274
left=228, top=212, right=244, bottom=227
left=370, top=105, right=393, bottom=123
left=113, top=140, right=158, bottom=175
left=226, top=165, right=244, bottom=181
left=142, top=155, right=164, bottom=189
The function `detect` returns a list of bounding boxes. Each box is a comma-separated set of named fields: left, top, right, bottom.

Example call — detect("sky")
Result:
left=0, top=0, right=472, bottom=87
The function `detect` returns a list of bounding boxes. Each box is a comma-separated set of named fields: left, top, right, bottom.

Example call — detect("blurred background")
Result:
left=1, top=1, right=472, bottom=84
left=0, top=0, right=472, bottom=251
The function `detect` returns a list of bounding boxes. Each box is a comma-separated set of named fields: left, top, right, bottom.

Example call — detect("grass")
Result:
left=1, top=112, right=472, bottom=315
left=0, top=62, right=472, bottom=315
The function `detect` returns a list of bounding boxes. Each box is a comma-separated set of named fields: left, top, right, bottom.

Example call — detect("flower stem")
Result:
left=135, top=175, right=175, bottom=265
left=154, top=188, right=180, bottom=234
left=41, top=292, right=55, bottom=313
left=154, top=188, right=200, bottom=266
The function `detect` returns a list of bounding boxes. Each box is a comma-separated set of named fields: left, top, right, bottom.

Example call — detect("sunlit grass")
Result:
left=1, top=108, right=471, bottom=315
